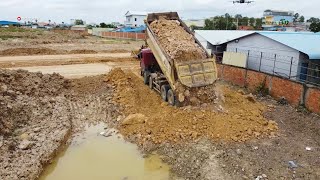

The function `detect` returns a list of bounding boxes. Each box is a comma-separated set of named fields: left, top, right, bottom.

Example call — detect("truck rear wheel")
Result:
left=161, top=85, right=170, bottom=101
left=143, top=71, right=149, bottom=85
left=167, top=89, right=176, bottom=106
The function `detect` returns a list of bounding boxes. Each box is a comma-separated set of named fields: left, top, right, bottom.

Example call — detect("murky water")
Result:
left=39, top=123, right=170, bottom=180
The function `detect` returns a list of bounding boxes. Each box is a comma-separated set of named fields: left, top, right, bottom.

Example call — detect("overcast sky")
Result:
left=0, top=0, right=319, bottom=24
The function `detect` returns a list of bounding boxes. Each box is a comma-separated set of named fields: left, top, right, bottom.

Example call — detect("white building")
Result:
left=195, top=30, right=320, bottom=85
left=125, top=11, right=147, bottom=27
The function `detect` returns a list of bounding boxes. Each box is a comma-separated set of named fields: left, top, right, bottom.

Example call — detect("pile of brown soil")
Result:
left=150, top=19, right=207, bottom=62
left=0, top=69, right=72, bottom=180
left=0, top=69, right=71, bottom=135
left=106, top=68, right=278, bottom=145
left=0, top=48, right=58, bottom=56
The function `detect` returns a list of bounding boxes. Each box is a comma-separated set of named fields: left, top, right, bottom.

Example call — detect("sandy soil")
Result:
left=9, top=62, right=139, bottom=79
left=0, top=28, right=144, bottom=56
left=105, top=68, right=320, bottom=180
left=0, top=53, right=136, bottom=69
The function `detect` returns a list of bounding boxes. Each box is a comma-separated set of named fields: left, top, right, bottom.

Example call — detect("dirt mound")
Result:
left=0, top=69, right=72, bottom=180
left=0, top=48, right=58, bottom=56
left=106, top=68, right=278, bottom=145
left=150, top=19, right=206, bottom=62
left=0, top=69, right=70, bottom=135
left=69, top=49, right=97, bottom=54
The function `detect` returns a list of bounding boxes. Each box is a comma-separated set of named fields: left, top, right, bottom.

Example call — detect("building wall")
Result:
left=217, top=64, right=320, bottom=114
left=226, top=34, right=301, bottom=80
left=92, top=28, right=114, bottom=36
left=125, top=15, right=146, bottom=27
left=195, top=33, right=212, bottom=55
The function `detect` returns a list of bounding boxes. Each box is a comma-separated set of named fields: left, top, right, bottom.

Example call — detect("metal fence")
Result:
left=220, top=48, right=320, bottom=87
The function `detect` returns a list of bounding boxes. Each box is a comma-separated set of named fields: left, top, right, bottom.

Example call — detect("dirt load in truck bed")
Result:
left=150, top=19, right=207, bottom=62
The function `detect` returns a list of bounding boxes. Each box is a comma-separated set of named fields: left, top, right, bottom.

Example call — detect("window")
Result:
left=135, top=18, right=137, bottom=22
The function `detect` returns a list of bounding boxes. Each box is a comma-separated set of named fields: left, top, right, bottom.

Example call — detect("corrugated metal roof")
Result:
left=195, top=30, right=256, bottom=45
left=125, top=11, right=148, bottom=16
left=258, top=32, right=320, bottom=59
left=195, top=30, right=320, bottom=60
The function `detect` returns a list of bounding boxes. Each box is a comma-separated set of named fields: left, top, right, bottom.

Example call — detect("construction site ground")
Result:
left=1, top=29, right=320, bottom=180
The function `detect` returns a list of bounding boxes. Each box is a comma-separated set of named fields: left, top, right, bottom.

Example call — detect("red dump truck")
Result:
left=139, top=12, right=218, bottom=106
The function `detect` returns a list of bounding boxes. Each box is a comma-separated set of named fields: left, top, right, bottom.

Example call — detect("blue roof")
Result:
left=0, top=21, right=19, bottom=25
left=117, top=26, right=146, bottom=32
left=257, top=31, right=320, bottom=59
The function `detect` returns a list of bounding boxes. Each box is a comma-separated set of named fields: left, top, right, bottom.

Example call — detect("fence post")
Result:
left=289, top=57, right=293, bottom=79
left=273, top=54, right=277, bottom=75
left=135, top=33, right=138, bottom=40
left=259, top=52, right=263, bottom=72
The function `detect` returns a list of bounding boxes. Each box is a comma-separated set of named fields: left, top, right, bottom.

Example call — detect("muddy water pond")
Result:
left=39, top=123, right=170, bottom=180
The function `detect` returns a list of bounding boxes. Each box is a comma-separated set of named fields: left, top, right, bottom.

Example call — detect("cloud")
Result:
left=0, top=0, right=319, bottom=23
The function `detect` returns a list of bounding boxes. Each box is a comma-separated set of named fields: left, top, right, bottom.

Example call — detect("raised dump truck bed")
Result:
left=141, top=12, right=217, bottom=106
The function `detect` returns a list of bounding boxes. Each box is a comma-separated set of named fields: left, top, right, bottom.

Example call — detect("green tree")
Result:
left=239, top=17, right=249, bottom=26
left=293, top=13, right=300, bottom=22
left=255, top=18, right=263, bottom=29
left=99, top=22, right=116, bottom=28
left=75, top=19, right=84, bottom=25
left=235, top=14, right=242, bottom=19
left=310, top=22, right=320, bottom=33
left=100, top=22, right=107, bottom=28
left=204, top=19, right=214, bottom=30
left=249, top=17, right=255, bottom=26
left=307, top=17, right=320, bottom=23
left=299, top=16, right=305, bottom=22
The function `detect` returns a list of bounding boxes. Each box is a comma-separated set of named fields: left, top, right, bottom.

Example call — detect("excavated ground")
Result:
left=0, top=69, right=119, bottom=180
left=0, top=28, right=143, bottom=56
left=106, top=68, right=320, bottom=180
left=150, top=19, right=207, bottom=62
left=106, top=68, right=278, bottom=145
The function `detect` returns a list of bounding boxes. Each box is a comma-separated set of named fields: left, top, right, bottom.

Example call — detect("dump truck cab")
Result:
left=140, top=48, right=161, bottom=84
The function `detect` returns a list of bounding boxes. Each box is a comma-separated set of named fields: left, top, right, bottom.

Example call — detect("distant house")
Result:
left=125, top=11, right=147, bottom=27
left=71, top=25, right=87, bottom=31
left=195, top=30, right=320, bottom=85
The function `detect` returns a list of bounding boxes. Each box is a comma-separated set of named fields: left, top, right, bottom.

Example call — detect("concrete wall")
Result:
left=217, top=63, right=320, bottom=114
left=101, top=31, right=145, bottom=40
left=92, top=28, right=114, bottom=36
left=226, top=34, right=301, bottom=80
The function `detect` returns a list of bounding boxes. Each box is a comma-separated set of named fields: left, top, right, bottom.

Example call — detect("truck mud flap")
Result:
left=175, top=59, right=217, bottom=88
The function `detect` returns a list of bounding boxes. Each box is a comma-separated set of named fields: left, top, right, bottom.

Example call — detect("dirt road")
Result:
left=9, top=62, right=139, bottom=78
left=0, top=53, right=131, bottom=63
